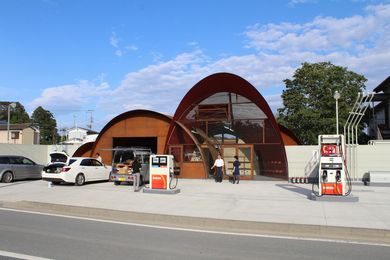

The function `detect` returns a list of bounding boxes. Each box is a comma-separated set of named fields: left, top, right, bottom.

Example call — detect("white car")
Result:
left=42, top=157, right=111, bottom=186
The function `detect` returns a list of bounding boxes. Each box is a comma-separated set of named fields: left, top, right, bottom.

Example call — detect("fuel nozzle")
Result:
left=336, top=170, right=341, bottom=182
left=322, top=170, right=328, bottom=182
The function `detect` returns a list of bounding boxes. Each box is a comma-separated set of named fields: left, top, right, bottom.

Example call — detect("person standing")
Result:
left=232, top=155, right=240, bottom=184
left=132, top=157, right=142, bottom=190
left=211, top=154, right=224, bottom=183
left=132, top=157, right=141, bottom=174
left=95, top=153, right=102, bottom=163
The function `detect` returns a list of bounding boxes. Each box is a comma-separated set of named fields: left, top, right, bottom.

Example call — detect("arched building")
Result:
left=74, top=110, right=172, bottom=166
left=74, top=73, right=299, bottom=180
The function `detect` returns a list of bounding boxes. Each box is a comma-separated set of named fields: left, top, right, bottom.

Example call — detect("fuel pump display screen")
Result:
left=152, top=156, right=167, bottom=168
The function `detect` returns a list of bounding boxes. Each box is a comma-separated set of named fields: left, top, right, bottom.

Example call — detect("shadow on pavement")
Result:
left=275, top=184, right=312, bottom=198
left=0, top=179, right=42, bottom=189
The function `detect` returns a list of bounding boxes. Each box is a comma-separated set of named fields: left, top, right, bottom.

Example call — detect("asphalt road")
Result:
left=0, top=209, right=389, bottom=260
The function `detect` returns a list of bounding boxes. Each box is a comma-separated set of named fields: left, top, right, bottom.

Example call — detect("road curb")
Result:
left=1, top=200, right=389, bottom=245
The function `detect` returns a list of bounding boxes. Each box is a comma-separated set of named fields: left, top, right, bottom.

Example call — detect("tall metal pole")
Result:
left=336, top=98, right=339, bottom=135
left=7, top=105, right=11, bottom=143
left=7, top=102, right=16, bottom=144
left=334, top=91, right=341, bottom=135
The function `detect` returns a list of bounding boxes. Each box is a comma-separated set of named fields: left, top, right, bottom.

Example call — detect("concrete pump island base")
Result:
left=309, top=193, right=359, bottom=202
left=1, top=179, right=390, bottom=245
left=143, top=154, right=181, bottom=195
left=308, top=135, right=360, bottom=203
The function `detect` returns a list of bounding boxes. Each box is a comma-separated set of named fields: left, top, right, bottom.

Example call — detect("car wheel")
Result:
left=1, top=172, right=14, bottom=183
left=114, top=181, right=121, bottom=186
left=75, top=174, right=85, bottom=186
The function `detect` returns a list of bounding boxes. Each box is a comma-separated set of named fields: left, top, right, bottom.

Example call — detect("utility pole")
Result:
left=86, top=110, right=93, bottom=130
left=73, top=114, right=77, bottom=128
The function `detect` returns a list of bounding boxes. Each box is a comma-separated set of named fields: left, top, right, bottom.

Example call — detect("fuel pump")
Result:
left=315, top=134, right=352, bottom=196
left=149, top=155, right=179, bottom=190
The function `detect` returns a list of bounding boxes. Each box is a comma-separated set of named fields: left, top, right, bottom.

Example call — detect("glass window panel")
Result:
left=222, top=147, right=235, bottom=173
left=232, top=103, right=267, bottom=120
left=169, top=146, right=183, bottom=163
left=199, top=92, right=230, bottom=104
left=238, top=147, right=252, bottom=176
left=184, top=145, right=202, bottom=162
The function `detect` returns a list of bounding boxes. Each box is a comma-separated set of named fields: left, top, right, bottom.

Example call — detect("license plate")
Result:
left=118, top=177, right=126, bottom=181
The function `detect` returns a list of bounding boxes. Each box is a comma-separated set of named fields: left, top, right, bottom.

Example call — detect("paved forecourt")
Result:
left=0, top=179, right=389, bottom=244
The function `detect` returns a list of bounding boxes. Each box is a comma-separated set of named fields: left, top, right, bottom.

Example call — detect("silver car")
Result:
left=0, top=155, right=44, bottom=183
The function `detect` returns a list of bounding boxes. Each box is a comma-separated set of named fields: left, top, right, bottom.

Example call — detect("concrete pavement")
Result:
left=1, top=179, right=390, bottom=244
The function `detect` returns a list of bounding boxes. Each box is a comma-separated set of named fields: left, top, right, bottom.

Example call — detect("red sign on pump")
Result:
left=321, top=145, right=340, bottom=156
left=151, top=174, right=167, bottom=189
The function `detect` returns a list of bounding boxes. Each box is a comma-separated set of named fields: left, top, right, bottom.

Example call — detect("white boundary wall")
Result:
left=1, top=144, right=388, bottom=179
left=285, top=145, right=317, bottom=178
left=0, top=144, right=81, bottom=165
left=286, top=144, right=390, bottom=179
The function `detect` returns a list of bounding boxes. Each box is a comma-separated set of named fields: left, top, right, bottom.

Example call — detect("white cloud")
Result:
left=110, top=32, right=138, bottom=57
left=29, top=81, right=111, bottom=114
left=289, top=0, right=317, bottom=6
left=31, top=4, right=390, bottom=130
left=125, top=45, right=138, bottom=51
left=244, top=3, right=390, bottom=89
left=110, top=32, right=120, bottom=48
left=263, top=94, right=283, bottom=113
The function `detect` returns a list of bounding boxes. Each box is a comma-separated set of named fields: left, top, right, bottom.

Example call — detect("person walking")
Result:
left=232, top=155, right=240, bottom=184
left=211, top=154, right=224, bottom=183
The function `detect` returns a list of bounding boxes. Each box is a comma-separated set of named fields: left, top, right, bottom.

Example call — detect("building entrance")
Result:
left=113, top=137, right=157, bottom=154
left=222, top=145, right=253, bottom=178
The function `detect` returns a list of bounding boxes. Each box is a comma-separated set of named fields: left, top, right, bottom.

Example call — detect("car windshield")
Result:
left=113, top=150, right=134, bottom=164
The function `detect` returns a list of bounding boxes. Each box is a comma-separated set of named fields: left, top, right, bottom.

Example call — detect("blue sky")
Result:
left=1, top=0, right=390, bottom=131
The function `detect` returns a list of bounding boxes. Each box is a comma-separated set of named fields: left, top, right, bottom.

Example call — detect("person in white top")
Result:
left=95, top=153, right=102, bottom=163
left=211, top=154, right=224, bottom=183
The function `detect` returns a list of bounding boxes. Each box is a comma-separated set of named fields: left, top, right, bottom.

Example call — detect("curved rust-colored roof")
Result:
left=73, top=142, right=94, bottom=157
left=165, top=72, right=289, bottom=179
left=91, top=109, right=172, bottom=154
left=278, top=124, right=301, bottom=145
left=166, top=72, right=285, bottom=147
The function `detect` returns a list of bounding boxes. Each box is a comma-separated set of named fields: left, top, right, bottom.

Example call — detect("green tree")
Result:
left=0, top=102, right=30, bottom=123
left=31, top=106, right=58, bottom=144
left=277, top=62, right=366, bottom=145
left=11, top=103, right=30, bottom=123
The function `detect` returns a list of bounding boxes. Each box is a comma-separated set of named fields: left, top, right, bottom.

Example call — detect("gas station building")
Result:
left=74, top=73, right=300, bottom=180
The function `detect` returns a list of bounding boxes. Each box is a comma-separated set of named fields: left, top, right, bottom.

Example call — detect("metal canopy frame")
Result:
left=343, top=93, right=374, bottom=180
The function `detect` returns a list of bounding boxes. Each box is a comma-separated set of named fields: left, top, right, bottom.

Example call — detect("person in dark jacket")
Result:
left=132, top=157, right=141, bottom=174
left=232, top=155, right=240, bottom=184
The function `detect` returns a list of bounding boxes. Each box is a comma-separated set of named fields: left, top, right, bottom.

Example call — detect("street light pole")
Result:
left=334, top=91, right=341, bottom=135
left=7, top=102, right=17, bottom=144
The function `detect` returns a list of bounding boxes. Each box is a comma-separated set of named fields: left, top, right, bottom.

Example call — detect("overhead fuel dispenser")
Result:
left=316, top=134, right=351, bottom=196
left=145, top=154, right=180, bottom=194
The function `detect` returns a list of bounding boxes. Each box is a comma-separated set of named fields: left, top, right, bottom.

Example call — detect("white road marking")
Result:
left=0, top=249, right=51, bottom=260
left=1, top=207, right=389, bottom=248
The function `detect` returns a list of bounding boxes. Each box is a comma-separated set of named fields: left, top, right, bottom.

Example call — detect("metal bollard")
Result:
left=48, top=181, right=52, bottom=188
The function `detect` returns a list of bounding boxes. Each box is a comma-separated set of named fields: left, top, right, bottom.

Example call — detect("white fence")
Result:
left=0, top=144, right=81, bottom=165
left=286, top=143, right=390, bottom=180
left=1, top=143, right=389, bottom=179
